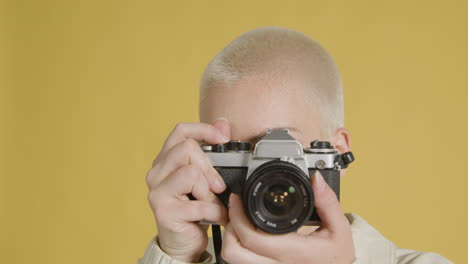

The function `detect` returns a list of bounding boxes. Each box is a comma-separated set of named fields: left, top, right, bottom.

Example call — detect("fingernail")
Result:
left=214, top=178, right=226, bottom=191
left=215, top=117, right=228, bottom=122
left=213, top=118, right=229, bottom=142
left=217, top=133, right=229, bottom=143
left=314, top=171, right=326, bottom=191
left=228, top=193, right=236, bottom=207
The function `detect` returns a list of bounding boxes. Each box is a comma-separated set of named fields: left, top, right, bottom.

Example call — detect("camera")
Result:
left=200, top=128, right=355, bottom=234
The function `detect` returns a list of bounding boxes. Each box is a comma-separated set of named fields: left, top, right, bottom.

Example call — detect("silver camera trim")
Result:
left=204, top=129, right=337, bottom=181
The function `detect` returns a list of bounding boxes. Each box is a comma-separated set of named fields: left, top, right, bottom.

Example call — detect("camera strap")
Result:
left=212, top=224, right=227, bottom=264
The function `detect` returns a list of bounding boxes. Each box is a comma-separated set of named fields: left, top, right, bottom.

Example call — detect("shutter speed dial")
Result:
left=310, top=140, right=332, bottom=149
left=210, top=141, right=251, bottom=152
left=227, top=141, right=251, bottom=151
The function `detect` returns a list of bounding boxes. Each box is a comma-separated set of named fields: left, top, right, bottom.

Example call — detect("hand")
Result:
left=146, top=120, right=230, bottom=262
left=221, top=171, right=355, bottom=264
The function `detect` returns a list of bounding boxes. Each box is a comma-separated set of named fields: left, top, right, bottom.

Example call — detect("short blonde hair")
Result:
left=199, top=26, right=344, bottom=139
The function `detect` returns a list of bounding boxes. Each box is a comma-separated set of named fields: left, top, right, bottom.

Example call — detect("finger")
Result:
left=175, top=200, right=228, bottom=226
left=211, top=118, right=230, bottom=140
left=151, top=199, right=228, bottom=228
left=228, top=194, right=305, bottom=258
left=158, top=165, right=220, bottom=204
left=153, top=167, right=228, bottom=225
left=160, top=122, right=229, bottom=154
left=221, top=223, right=279, bottom=264
left=311, top=171, right=350, bottom=233
left=148, top=139, right=226, bottom=192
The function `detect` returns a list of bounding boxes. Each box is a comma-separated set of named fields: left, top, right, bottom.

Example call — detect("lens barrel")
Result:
left=243, top=160, right=314, bottom=234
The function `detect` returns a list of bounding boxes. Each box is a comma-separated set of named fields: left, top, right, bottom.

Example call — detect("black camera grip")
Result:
left=213, top=167, right=248, bottom=207
left=308, top=169, right=340, bottom=222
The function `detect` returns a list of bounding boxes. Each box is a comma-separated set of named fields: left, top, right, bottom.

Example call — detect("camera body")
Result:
left=201, top=128, right=354, bottom=234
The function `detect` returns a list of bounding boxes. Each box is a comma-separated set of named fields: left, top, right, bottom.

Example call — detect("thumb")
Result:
left=312, top=171, right=349, bottom=233
left=212, top=118, right=230, bottom=140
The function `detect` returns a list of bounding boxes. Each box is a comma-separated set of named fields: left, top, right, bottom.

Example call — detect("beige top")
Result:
left=138, top=213, right=453, bottom=264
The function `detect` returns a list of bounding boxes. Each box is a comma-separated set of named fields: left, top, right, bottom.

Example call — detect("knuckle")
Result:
left=145, top=170, right=152, bottom=186
left=147, top=190, right=160, bottom=208
left=145, top=164, right=163, bottom=188
left=145, top=168, right=155, bottom=187
left=174, top=122, right=187, bottom=133
left=182, top=138, right=199, bottom=152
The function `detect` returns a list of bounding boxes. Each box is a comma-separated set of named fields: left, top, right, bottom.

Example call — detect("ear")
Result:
left=331, top=127, right=351, bottom=177
left=332, top=127, right=351, bottom=154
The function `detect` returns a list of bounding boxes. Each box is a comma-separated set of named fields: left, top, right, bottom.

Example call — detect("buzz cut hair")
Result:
left=199, top=26, right=344, bottom=139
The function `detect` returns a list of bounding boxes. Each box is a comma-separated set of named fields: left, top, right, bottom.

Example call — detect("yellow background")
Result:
left=1, top=0, right=467, bottom=263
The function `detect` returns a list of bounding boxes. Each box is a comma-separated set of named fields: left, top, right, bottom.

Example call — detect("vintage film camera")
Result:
left=201, top=128, right=354, bottom=234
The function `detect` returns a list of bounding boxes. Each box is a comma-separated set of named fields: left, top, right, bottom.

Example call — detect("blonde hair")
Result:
left=199, top=26, right=344, bottom=139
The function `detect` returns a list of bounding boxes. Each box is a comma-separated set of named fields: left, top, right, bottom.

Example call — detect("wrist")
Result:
left=157, top=237, right=203, bottom=263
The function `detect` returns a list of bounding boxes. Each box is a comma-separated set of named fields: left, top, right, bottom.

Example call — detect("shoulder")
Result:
left=396, top=248, right=453, bottom=264
left=346, top=213, right=453, bottom=264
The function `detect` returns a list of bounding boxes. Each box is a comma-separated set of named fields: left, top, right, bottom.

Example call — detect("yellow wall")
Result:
left=2, top=0, right=467, bottom=263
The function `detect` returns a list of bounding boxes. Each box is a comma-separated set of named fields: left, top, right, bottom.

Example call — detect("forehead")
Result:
left=200, top=76, right=322, bottom=144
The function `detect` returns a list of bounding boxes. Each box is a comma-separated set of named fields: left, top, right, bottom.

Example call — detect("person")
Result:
left=139, top=27, right=452, bottom=264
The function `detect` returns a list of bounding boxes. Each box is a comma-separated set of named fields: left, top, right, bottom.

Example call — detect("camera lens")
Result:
left=243, top=160, right=314, bottom=234
left=263, top=184, right=297, bottom=217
